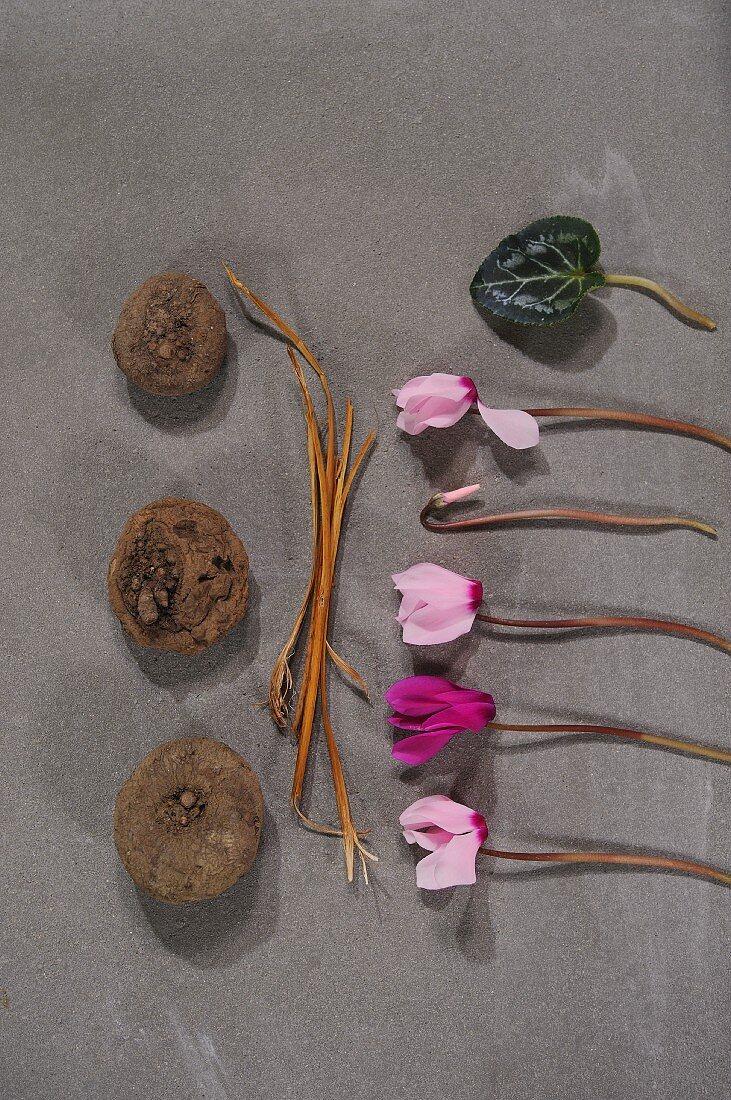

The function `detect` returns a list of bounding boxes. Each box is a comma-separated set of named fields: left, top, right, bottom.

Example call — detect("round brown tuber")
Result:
left=112, top=272, right=227, bottom=396
left=107, top=498, right=249, bottom=655
left=114, top=737, right=264, bottom=904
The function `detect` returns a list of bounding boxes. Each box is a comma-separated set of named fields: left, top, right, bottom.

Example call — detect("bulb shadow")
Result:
left=119, top=807, right=281, bottom=967
left=123, top=334, right=240, bottom=436
left=121, top=574, right=262, bottom=699
left=475, top=295, right=617, bottom=372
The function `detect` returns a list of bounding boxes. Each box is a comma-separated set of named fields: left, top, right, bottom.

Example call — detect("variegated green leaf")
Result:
left=470, top=215, right=606, bottom=326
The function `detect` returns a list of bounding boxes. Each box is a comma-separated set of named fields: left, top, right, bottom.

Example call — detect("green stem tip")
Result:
left=604, top=273, right=716, bottom=331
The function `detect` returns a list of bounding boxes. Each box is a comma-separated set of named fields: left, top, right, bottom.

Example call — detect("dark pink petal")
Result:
left=436, top=687, right=493, bottom=705
left=391, top=728, right=461, bottom=764
left=388, top=714, right=456, bottom=732
left=466, top=578, right=484, bottom=611
left=476, top=401, right=540, bottom=450
left=385, top=675, right=461, bottom=716
left=470, top=814, right=489, bottom=845
left=427, top=698, right=496, bottom=732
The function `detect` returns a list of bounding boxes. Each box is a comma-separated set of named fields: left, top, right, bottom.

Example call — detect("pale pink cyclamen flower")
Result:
left=392, top=562, right=483, bottom=645
left=400, top=795, right=731, bottom=890
left=400, top=795, right=488, bottom=889
left=393, top=373, right=477, bottom=435
left=387, top=675, right=496, bottom=764
left=393, top=371, right=539, bottom=448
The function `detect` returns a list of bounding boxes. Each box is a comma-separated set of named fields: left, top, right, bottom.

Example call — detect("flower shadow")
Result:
left=405, top=413, right=484, bottom=490
left=409, top=631, right=482, bottom=689
left=401, top=735, right=498, bottom=960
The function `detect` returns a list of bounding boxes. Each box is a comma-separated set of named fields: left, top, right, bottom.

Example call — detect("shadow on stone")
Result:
left=121, top=574, right=262, bottom=699
left=124, top=333, right=239, bottom=435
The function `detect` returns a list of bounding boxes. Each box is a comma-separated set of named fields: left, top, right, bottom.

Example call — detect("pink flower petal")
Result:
left=403, top=825, right=454, bottom=852
left=391, top=728, right=460, bottom=765
left=400, top=600, right=479, bottom=645
left=392, top=563, right=483, bottom=610
left=436, top=686, right=488, bottom=701
left=394, top=373, right=477, bottom=409
left=395, top=590, right=426, bottom=625
left=400, top=794, right=483, bottom=835
left=394, top=374, right=478, bottom=435
left=415, top=829, right=485, bottom=889
left=477, top=401, right=540, bottom=450
left=397, top=395, right=475, bottom=435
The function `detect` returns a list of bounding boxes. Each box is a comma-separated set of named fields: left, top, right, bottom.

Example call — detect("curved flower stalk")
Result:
left=393, top=372, right=731, bottom=454
left=386, top=675, right=731, bottom=767
left=401, top=796, right=731, bottom=891
left=421, top=484, right=716, bottom=539
left=392, top=562, right=731, bottom=655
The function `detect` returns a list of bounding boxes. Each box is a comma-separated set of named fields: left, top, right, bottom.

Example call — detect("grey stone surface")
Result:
left=1, top=2, right=729, bottom=1098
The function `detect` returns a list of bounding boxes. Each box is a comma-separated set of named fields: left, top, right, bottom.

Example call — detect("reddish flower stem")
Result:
left=480, top=847, right=731, bottom=887
left=475, top=613, right=731, bottom=655
left=489, top=722, right=731, bottom=765
left=469, top=404, right=731, bottom=451
left=421, top=498, right=715, bottom=537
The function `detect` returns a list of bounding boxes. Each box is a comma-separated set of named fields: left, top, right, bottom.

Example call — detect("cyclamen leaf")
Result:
left=470, top=215, right=607, bottom=326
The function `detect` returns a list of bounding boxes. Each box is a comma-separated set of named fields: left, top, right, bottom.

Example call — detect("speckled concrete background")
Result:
left=1, top=2, right=729, bottom=1098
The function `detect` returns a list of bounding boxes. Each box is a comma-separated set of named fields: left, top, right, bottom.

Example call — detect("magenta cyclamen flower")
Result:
left=400, top=795, right=488, bottom=889
left=392, top=562, right=483, bottom=645
left=387, top=676, right=496, bottom=764
left=393, top=373, right=477, bottom=435
left=394, top=371, right=539, bottom=448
